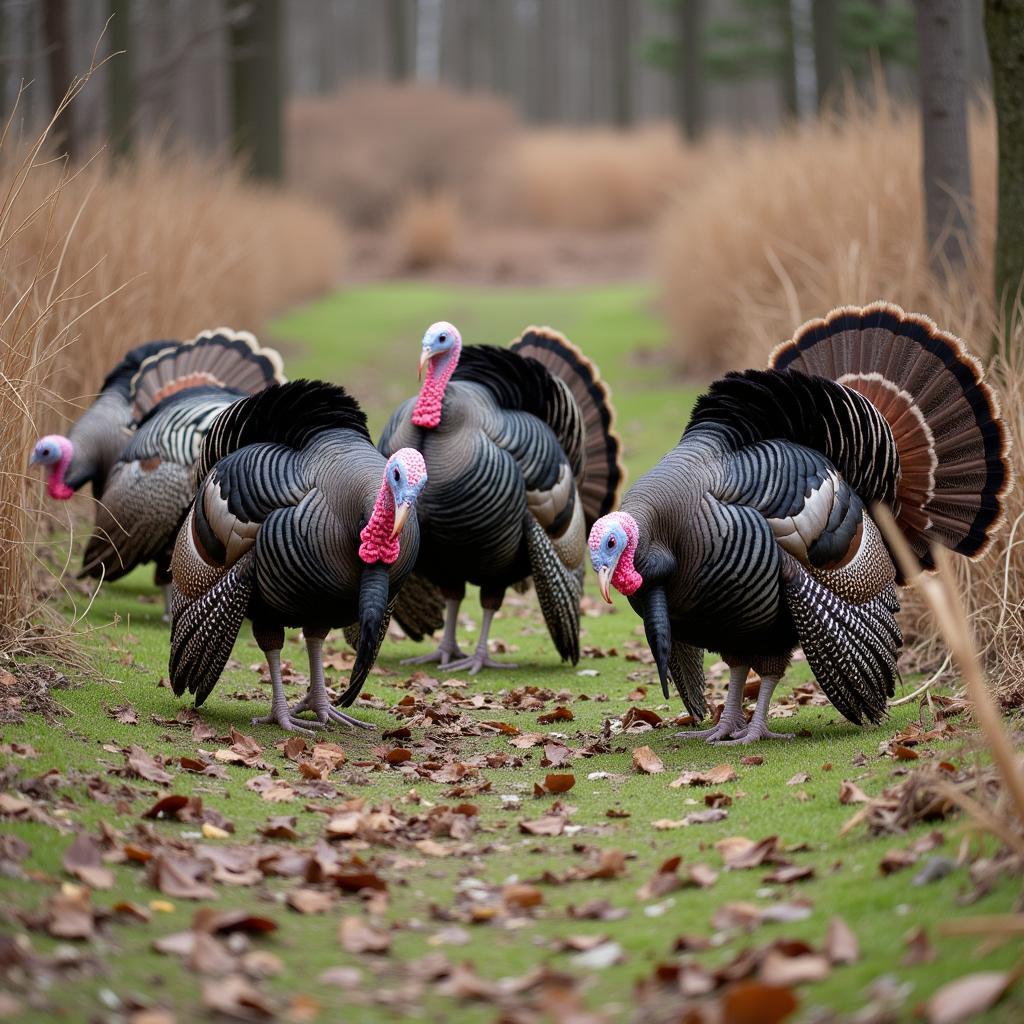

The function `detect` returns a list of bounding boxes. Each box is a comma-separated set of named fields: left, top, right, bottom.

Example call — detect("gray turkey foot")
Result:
left=252, top=703, right=316, bottom=736
left=717, top=720, right=795, bottom=744
left=678, top=709, right=749, bottom=743
left=401, top=639, right=467, bottom=667
left=292, top=645, right=376, bottom=729
left=446, top=651, right=518, bottom=675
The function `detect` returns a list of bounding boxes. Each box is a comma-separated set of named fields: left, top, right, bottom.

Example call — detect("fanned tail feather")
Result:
left=782, top=555, right=902, bottom=725
left=169, top=551, right=255, bottom=706
left=525, top=515, right=581, bottom=664
left=130, top=328, right=285, bottom=421
left=511, top=327, right=624, bottom=527
left=770, top=302, right=1012, bottom=569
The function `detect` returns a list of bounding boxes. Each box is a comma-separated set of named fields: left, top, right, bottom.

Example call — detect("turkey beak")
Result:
left=29, top=451, right=42, bottom=466
left=391, top=502, right=411, bottom=539
left=597, top=566, right=612, bottom=604
left=418, top=350, right=431, bottom=380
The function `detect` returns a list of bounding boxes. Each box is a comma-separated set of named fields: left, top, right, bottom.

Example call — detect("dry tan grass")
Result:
left=287, top=83, right=520, bottom=228
left=656, top=93, right=995, bottom=372
left=392, top=192, right=461, bottom=271
left=501, top=126, right=689, bottom=231
left=1, top=98, right=345, bottom=655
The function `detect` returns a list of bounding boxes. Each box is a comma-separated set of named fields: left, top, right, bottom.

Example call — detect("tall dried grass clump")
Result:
left=393, top=192, right=461, bottom=271
left=503, top=126, right=689, bottom=231
left=1, top=93, right=345, bottom=656
left=656, top=93, right=995, bottom=372
left=25, top=144, right=346, bottom=406
left=287, top=83, right=519, bottom=228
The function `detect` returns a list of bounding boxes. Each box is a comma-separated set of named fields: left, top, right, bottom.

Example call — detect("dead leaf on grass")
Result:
left=825, top=916, right=860, bottom=964
left=838, top=780, right=870, bottom=805
left=720, top=980, right=799, bottom=1024
left=339, top=916, right=390, bottom=954
left=201, top=974, right=275, bottom=1020
left=534, top=773, right=576, bottom=797
left=125, top=745, right=174, bottom=785
left=287, top=889, right=335, bottom=914
left=671, top=763, right=738, bottom=787
left=518, top=814, right=567, bottom=836
left=632, top=746, right=664, bottom=774
left=925, top=972, right=1014, bottom=1024
left=62, top=832, right=114, bottom=890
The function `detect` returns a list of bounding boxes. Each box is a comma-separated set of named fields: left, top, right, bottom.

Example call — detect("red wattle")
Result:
left=411, top=343, right=459, bottom=429
left=359, top=483, right=400, bottom=565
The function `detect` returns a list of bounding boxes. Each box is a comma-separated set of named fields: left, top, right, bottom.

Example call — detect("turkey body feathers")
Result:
left=170, top=380, right=422, bottom=712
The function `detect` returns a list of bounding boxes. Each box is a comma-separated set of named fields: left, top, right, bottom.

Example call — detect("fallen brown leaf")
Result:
left=201, top=974, right=275, bottom=1020
left=631, top=745, right=665, bottom=774
left=287, top=888, right=335, bottom=915
left=62, top=832, right=114, bottom=890
left=339, top=916, right=390, bottom=954
left=825, top=916, right=859, bottom=964
left=671, top=763, right=738, bottom=787
left=720, top=980, right=799, bottom=1024
left=534, top=773, right=576, bottom=797
left=925, top=971, right=1014, bottom=1024
left=518, top=814, right=566, bottom=836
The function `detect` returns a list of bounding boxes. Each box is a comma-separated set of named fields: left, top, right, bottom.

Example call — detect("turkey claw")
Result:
left=677, top=712, right=748, bottom=743
left=717, top=723, right=794, bottom=744
left=401, top=641, right=468, bottom=667
left=446, top=652, right=518, bottom=676
left=252, top=707, right=316, bottom=736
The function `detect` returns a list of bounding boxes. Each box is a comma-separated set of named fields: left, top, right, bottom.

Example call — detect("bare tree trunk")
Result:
left=42, top=0, right=74, bottom=157
left=676, top=0, right=705, bottom=142
left=779, top=0, right=799, bottom=119
left=812, top=0, right=840, bottom=110
left=387, top=0, right=411, bottom=80
left=229, top=0, right=283, bottom=180
left=916, top=0, right=973, bottom=276
left=108, top=0, right=133, bottom=157
left=610, top=0, right=633, bottom=127
left=985, top=0, right=1024, bottom=346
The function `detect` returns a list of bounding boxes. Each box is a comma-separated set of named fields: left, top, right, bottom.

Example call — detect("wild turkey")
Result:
left=169, top=380, right=429, bottom=733
left=588, top=303, right=1010, bottom=743
left=74, top=329, right=284, bottom=616
left=379, top=322, right=624, bottom=674
left=30, top=338, right=176, bottom=499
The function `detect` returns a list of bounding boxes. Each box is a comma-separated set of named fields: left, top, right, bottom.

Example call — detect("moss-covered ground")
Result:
left=1, top=283, right=1019, bottom=1022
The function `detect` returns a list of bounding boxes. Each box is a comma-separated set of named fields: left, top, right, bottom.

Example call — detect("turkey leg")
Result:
left=252, top=639, right=315, bottom=736
left=680, top=664, right=750, bottom=742
left=401, top=598, right=468, bottom=666
left=291, top=632, right=374, bottom=730
left=719, top=676, right=794, bottom=744
left=447, top=602, right=518, bottom=675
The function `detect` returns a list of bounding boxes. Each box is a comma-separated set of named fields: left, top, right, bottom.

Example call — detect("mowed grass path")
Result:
left=2, top=283, right=1020, bottom=1022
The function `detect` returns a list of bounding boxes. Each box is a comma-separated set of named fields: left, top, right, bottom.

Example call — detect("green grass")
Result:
left=2, top=282, right=1020, bottom=1022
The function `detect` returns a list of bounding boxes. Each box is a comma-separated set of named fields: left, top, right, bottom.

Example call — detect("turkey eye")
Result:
left=608, top=537, right=616, bottom=549
left=438, top=333, right=447, bottom=343
left=393, top=468, right=401, bottom=481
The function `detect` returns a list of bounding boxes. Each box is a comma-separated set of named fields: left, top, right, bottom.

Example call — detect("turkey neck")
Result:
left=412, top=344, right=460, bottom=428
left=66, top=391, right=134, bottom=496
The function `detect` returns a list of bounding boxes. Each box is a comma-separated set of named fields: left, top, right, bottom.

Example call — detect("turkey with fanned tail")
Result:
left=588, top=303, right=1011, bottom=743
left=379, top=322, right=624, bottom=674
left=50, top=329, right=285, bottom=619
left=169, top=380, right=431, bottom=734
left=30, top=338, right=178, bottom=502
